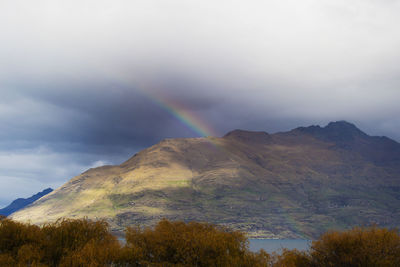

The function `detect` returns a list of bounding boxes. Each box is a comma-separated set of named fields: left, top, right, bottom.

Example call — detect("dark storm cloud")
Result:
left=1, top=0, right=400, bottom=205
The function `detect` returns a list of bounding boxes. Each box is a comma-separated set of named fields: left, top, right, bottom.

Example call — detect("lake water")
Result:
left=118, top=237, right=311, bottom=254
left=249, top=239, right=311, bottom=253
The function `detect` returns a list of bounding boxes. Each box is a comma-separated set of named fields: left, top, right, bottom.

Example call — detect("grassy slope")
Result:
left=11, top=123, right=400, bottom=238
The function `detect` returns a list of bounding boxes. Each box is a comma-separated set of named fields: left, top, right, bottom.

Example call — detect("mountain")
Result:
left=0, top=188, right=53, bottom=216
left=11, top=121, right=400, bottom=238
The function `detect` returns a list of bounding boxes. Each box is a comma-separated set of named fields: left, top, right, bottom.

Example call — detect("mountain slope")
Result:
left=11, top=122, right=400, bottom=238
left=0, top=188, right=53, bottom=216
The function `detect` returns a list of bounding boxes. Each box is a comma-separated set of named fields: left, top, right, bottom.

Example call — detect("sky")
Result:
left=1, top=0, right=400, bottom=207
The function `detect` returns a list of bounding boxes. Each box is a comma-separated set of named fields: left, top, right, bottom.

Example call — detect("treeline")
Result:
left=1, top=216, right=400, bottom=266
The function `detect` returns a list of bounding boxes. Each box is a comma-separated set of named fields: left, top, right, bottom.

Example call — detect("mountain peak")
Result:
left=325, top=121, right=363, bottom=133
left=323, top=121, right=367, bottom=138
left=294, top=121, right=367, bottom=139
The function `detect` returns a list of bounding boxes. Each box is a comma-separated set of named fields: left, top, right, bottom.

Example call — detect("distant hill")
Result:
left=0, top=188, right=53, bottom=216
left=11, top=121, right=400, bottom=238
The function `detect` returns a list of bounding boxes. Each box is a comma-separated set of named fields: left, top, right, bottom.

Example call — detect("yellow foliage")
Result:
left=0, top=253, right=16, bottom=266
left=124, top=219, right=270, bottom=266
left=310, top=226, right=400, bottom=267
left=0, top=217, right=270, bottom=266
left=59, top=239, right=121, bottom=267
left=1, top=216, right=400, bottom=267
left=272, top=249, right=311, bottom=267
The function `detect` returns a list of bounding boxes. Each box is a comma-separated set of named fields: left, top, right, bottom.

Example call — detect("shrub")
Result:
left=41, top=218, right=117, bottom=265
left=124, top=219, right=270, bottom=266
left=2, top=217, right=399, bottom=267
left=0, top=218, right=43, bottom=258
left=0, top=217, right=119, bottom=266
left=272, top=248, right=311, bottom=267
left=310, top=226, right=400, bottom=267
left=59, top=239, right=122, bottom=267
left=0, top=217, right=270, bottom=266
left=0, top=253, right=16, bottom=266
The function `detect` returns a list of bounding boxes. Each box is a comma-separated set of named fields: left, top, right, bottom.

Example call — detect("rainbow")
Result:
left=112, top=77, right=219, bottom=138
left=147, top=91, right=218, bottom=138
left=117, top=79, right=219, bottom=138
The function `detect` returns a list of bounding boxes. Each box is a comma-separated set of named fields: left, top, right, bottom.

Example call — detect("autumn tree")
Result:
left=124, top=219, right=270, bottom=267
left=272, top=248, right=311, bottom=267
left=310, top=226, right=400, bottom=267
left=2, top=217, right=400, bottom=267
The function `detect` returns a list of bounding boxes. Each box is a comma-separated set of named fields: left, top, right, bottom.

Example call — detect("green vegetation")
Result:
left=1, top=216, right=400, bottom=266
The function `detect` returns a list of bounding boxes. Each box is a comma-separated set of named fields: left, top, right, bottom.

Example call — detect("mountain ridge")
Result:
left=11, top=121, right=400, bottom=238
left=0, top=188, right=53, bottom=216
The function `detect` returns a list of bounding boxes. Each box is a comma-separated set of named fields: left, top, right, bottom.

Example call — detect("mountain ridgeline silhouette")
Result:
left=293, top=121, right=400, bottom=164
left=0, top=188, right=53, bottom=216
left=11, top=121, right=400, bottom=238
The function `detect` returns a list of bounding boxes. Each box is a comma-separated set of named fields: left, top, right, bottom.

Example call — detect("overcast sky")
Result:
left=1, top=0, right=400, bottom=207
